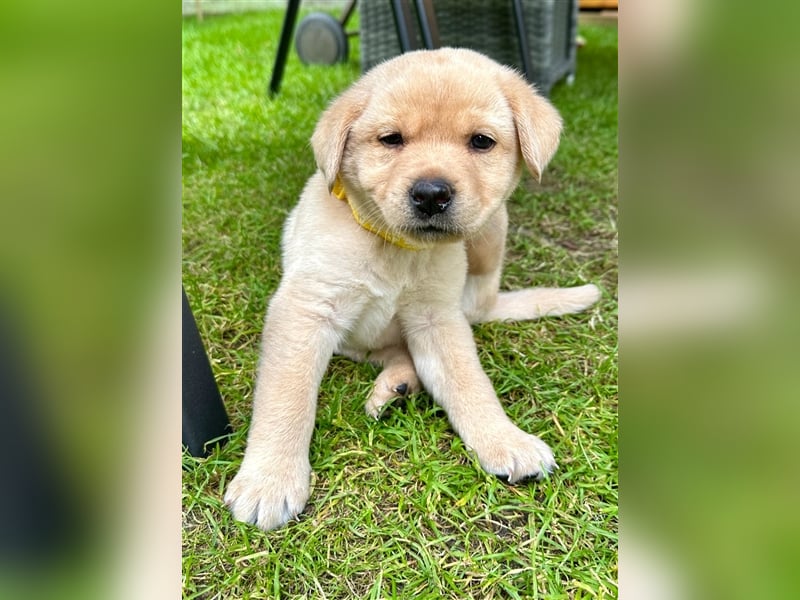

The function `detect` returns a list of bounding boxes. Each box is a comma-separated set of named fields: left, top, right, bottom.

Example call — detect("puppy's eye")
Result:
left=379, top=133, right=404, bottom=147
left=470, top=134, right=496, bottom=151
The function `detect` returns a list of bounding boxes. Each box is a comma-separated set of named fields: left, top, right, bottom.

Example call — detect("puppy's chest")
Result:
left=343, top=278, right=404, bottom=351
left=335, top=246, right=465, bottom=352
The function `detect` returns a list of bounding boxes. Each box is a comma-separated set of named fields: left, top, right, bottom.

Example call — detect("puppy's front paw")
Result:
left=470, top=426, right=557, bottom=483
left=224, top=457, right=311, bottom=531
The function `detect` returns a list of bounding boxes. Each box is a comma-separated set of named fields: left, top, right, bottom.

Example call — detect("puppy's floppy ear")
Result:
left=500, top=70, right=563, bottom=182
left=311, top=84, right=369, bottom=190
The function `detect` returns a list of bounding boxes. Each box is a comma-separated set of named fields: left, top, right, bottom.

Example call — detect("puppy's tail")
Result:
left=475, top=284, right=601, bottom=323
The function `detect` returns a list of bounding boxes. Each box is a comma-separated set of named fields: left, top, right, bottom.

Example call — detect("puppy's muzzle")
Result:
left=409, top=179, right=453, bottom=218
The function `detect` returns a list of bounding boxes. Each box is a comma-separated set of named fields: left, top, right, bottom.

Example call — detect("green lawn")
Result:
left=183, top=10, right=617, bottom=599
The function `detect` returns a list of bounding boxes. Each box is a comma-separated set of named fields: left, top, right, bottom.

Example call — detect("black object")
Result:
left=182, top=287, right=230, bottom=457
left=295, top=12, right=349, bottom=65
left=269, top=0, right=302, bottom=96
left=0, top=296, right=80, bottom=564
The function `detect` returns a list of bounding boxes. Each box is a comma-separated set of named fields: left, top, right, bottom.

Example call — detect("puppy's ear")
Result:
left=311, top=85, right=368, bottom=189
left=501, top=70, right=563, bottom=182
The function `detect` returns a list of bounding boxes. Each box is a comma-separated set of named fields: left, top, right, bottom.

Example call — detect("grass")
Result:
left=182, top=9, right=617, bottom=599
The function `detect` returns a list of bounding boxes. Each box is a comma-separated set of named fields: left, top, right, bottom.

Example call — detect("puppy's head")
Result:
left=312, top=48, right=562, bottom=246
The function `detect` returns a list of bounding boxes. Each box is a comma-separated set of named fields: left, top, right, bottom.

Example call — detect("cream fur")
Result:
left=225, top=49, right=600, bottom=531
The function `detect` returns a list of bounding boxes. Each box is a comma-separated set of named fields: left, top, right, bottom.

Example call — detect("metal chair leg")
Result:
left=269, top=0, right=302, bottom=96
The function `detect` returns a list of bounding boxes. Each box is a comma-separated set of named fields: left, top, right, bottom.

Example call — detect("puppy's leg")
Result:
left=364, top=343, right=420, bottom=419
left=462, top=206, right=601, bottom=322
left=224, top=285, right=342, bottom=531
left=401, top=307, right=556, bottom=482
left=462, top=207, right=507, bottom=322
left=479, top=284, right=601, bottom=322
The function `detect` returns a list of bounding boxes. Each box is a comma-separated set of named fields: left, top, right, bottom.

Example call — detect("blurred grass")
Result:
left=620, top=2, right=800, bottom=598
left=182, top=10, right=617, bottom=599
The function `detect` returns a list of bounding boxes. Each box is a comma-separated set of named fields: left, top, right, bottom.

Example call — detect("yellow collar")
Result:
left=332, top=176, right=423, bottom=251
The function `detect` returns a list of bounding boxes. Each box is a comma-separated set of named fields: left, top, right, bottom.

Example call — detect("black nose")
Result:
left=409, top=179, right=453, bottom=218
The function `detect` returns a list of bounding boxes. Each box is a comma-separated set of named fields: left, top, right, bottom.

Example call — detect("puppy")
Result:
left=225, top=48, right=600, bottom=531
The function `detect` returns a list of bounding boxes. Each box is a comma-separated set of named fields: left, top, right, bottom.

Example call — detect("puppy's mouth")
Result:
left=406, top=220, right=463, bottom=242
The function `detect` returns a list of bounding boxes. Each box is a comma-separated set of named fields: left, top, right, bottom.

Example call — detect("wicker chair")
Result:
left=359, top=0, right=578, bottom=95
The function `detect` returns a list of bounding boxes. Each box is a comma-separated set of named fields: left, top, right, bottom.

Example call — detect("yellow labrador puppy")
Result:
left=225, top=48, right=600, bottom=530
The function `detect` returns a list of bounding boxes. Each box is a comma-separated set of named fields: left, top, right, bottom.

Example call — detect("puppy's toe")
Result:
left=365, top=366, right=420, bottom=419
left=225, top=458, right=311, bottom=531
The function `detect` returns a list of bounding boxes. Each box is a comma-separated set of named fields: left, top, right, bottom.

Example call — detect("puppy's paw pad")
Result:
left=224, top=460, right=311, bottom=531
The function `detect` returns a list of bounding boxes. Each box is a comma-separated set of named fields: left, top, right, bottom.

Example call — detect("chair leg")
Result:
left=414, top=0, right=441, bottom=48
left=512, top=0, right=534, bottom=83
left=391, top=0, right=441, bottom=52
left=269, top=0, right=302, bottom=96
